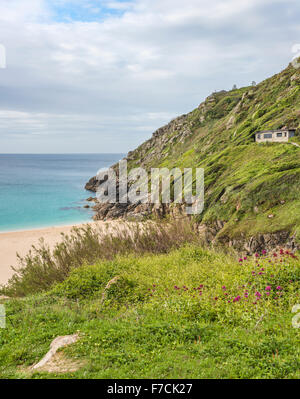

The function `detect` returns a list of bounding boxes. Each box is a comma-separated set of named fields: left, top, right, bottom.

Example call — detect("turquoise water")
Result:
left=0, top=154, right=123, bottom=232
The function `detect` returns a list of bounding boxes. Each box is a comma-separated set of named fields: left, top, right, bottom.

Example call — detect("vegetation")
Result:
left=125, top=61, right=300, bottom=243
left=0, top=244, right=299, bottom=378
left=0, top=220, right=202, bottom=297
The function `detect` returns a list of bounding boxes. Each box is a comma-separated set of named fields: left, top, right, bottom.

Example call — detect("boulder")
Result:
left=32, top=334, right=79, bottom=371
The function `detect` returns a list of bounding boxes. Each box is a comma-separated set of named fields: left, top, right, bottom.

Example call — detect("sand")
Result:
left=0, top=221, right=119, bottom=286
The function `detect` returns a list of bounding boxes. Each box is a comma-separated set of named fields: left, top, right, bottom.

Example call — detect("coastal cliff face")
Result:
left=85, top=61, right=300, bottom=253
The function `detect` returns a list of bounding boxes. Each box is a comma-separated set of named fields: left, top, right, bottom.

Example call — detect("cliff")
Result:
left=85, top=60, right=300, bottom=252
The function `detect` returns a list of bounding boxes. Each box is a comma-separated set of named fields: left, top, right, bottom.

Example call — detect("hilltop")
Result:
left=86, top=61, right=300, bottom=253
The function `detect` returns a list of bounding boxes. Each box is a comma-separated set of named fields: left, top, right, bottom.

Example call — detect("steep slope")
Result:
left=86, top=61, right=300, bottom=251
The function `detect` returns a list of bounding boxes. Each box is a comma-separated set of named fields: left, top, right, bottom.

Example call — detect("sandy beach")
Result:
left=0, top=221, right=117, bottom=286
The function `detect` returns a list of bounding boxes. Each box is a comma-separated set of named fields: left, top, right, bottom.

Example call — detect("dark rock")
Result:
left=85, top=176, right=99, bottom=192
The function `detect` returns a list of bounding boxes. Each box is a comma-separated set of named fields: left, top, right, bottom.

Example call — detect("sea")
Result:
left=0, top=154, right=124, bottom=232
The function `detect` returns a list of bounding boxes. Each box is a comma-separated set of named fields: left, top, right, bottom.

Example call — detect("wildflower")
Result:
left=244, top=292, right=249, bottom=298
left=222, top=285, right=226, bottom=290
left=258, top=272, right=263, bottom=275
left=262, top=250, right=267, bottom=255
left=266, top=292, right=270, bottom=296
left=255, top=253, right=259, bottom=258
left=273, top=253, right=278, bottom=257
left=276, top=286, right=282, bottom=291
left=214, top=297, right=218, bottom=301
left=233, top=296, right=241, bottom=302
left=265, top=286, right=271, bottom=291
left=260, top=268, right=264, bottom=271
left=255, top=291, right=262, bottom=297
left=239, top=258, right=243, bottom=263
left=243, top=257, right=247, bottom=260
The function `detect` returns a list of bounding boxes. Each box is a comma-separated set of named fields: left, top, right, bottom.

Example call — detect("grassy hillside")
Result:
left=118, top=61, right=300, bottom=243
left=0, top=245, right=299, bottom=378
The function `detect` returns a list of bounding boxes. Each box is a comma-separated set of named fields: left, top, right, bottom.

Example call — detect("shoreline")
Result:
left=0, top=220, right=116, bottom=286
left=0, top=220, right=94, bottom=235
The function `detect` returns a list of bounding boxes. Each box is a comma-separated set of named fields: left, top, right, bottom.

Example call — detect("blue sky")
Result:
left=50, top=0, right=133, bottom=22
left=0, top=0, right=299, bottom=153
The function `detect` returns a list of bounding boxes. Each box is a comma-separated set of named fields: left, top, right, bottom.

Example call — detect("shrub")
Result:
left=0, top=219, right=203, bottom=297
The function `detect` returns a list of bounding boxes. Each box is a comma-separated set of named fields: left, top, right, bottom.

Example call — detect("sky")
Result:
left=0, top=0, right=299, bottom=154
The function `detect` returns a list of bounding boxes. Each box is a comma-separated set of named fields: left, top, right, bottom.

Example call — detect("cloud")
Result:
left=0, top=0, right=299, bottom=152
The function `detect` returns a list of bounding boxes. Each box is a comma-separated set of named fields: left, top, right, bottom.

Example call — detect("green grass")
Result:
left=0, top=245, right=299, bottom=379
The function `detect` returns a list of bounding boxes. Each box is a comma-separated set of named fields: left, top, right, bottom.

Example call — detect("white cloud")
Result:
left=0, top=0, right=299, bottom=152
left=104, top=1, right=134, bottom=11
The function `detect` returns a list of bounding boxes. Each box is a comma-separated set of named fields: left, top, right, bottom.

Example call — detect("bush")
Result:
left=0, top=219, right=203, bottom=297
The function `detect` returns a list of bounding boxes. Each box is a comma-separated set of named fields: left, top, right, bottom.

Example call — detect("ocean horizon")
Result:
left=0, top=153, right=124, bottom=232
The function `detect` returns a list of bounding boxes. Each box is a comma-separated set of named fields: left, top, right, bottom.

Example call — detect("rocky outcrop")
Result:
left=198, top=222, right=299, bottom=254
left=90, top=200, right=186, bottom=221
left=32, top=334, right=79, bottom=371
left=92, top=201, right=153, bottom=221
left=84, top=111, right=198, bottom=219
left=85, top=176, right=99, bottom=192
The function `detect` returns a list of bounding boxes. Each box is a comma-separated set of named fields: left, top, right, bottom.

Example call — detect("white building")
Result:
left=255, top=129, right=296, bottom=143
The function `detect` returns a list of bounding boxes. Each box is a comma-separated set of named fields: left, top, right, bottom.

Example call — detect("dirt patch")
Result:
left=31, top=351, right=86, bottom=374
left=20, top=351, right=87, bottom=375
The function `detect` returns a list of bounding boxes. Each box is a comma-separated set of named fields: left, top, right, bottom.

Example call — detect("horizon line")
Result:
left=0, top=152, right=126, bottom=155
